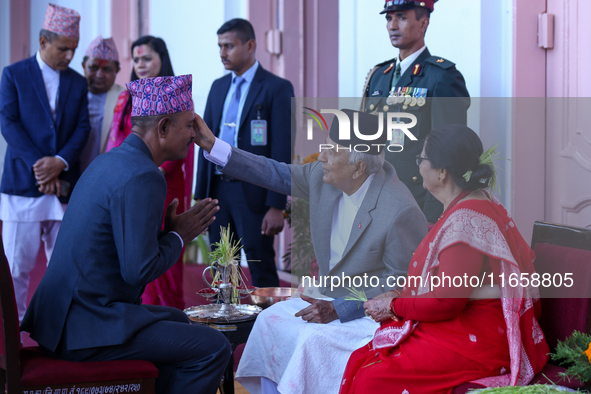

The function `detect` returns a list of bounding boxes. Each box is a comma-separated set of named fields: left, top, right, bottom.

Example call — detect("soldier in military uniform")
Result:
left=362, top=0, right=470, bottom=222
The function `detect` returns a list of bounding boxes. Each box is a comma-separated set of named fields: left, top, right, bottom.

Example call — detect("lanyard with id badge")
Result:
left=251, top=103, right=267, bottom=146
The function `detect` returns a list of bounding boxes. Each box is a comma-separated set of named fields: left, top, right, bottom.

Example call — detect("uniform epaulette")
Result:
left=374, top=57, right=397, bottom=69
left=425, top=56, right=456, bottom=70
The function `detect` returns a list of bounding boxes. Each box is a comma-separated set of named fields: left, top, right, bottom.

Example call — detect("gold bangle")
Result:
left=388, top=310, right=399, bottom=322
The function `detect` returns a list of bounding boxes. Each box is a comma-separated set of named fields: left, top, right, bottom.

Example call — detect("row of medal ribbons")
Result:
left=386, top=87, right=428, bottom=109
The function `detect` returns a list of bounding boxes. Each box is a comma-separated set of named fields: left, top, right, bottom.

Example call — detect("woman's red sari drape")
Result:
left=106, top=90, right=194, bottom=309
left=340, top=197, right=549, bottom=394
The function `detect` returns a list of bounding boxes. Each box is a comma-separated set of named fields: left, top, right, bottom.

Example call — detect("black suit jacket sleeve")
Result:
left=265, top=78, right=294, bottom=209
left=430, top=67, right=469, bottom=129
left=203, top=86, right=215, bottom=137
left=194, top=85, right=218, bottom=201
left=422, top=66, right=469, bottom=222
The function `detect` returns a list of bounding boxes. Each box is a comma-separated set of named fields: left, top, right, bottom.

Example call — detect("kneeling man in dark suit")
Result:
left=22, top=75, right=231, bottom=394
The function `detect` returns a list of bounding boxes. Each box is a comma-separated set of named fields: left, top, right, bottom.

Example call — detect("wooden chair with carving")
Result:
left=455, top=220, right=591, bottom=393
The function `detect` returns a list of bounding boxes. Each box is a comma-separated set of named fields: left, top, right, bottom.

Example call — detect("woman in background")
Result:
left=106, top=36, right=193, bottom=310
left=340, top=125, right=549, bottom=394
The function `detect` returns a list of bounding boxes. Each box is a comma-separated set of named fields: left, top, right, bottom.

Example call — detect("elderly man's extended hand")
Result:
left=193, top=113, right=217, bottom=153
left=295, top=295, right=339, bottom=324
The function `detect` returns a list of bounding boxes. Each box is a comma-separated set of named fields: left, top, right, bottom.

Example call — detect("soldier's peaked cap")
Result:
left=380, top=0, right=437, bottom=14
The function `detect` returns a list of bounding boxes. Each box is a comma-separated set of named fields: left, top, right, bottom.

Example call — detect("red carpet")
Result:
left=24, top=254, right=291, bottom=371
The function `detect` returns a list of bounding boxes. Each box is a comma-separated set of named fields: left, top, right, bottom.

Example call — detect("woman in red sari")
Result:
left=105, top=36, right=193, bottom=309
left=340, top=125, right=549, bottom=394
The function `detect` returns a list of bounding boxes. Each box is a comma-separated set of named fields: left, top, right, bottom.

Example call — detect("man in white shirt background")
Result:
left=79, top=35, right=124, bottom=173
left=0, top=3, right=90, bottom=322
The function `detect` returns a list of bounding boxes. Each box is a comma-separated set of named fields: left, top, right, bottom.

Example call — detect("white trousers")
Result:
left=3, top=220, right=61, bottom=322
left=261, top=377, right=281, bottom=394
left=236, top=298, right=379, bottom=394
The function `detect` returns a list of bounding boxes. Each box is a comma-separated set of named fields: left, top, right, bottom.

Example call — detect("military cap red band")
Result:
left=380, top=0, right=437, bottom=14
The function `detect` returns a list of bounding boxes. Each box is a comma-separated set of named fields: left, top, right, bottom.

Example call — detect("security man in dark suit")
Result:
left=196, top=19, right=294, bottom=287
left=362, top=0, right=470, bottom=222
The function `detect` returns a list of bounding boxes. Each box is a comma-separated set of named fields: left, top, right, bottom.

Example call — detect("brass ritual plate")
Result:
left=184, top=304, right=262, bottom=324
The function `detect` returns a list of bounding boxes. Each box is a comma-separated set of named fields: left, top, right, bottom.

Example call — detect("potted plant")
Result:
left=202, top=225, right=251, bottom=306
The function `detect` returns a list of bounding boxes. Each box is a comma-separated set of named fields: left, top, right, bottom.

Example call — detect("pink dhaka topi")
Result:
left=85, top=36, right=119, bottom=62
left=42, top=3, right=80, bottom=38
left=126, top=75, right=194, bottom=117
